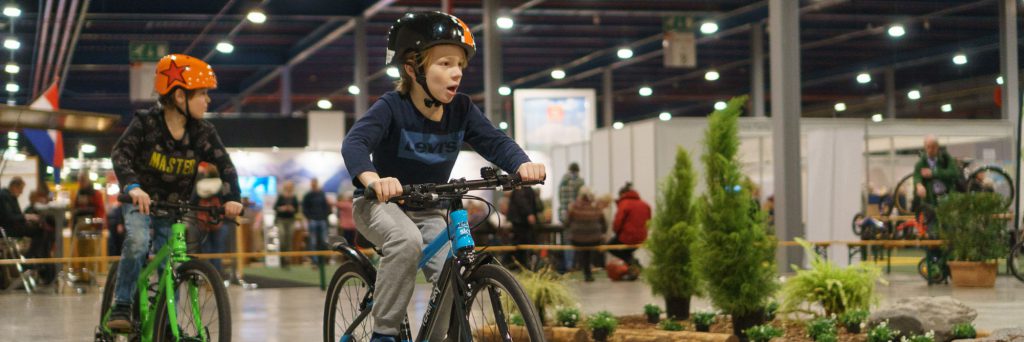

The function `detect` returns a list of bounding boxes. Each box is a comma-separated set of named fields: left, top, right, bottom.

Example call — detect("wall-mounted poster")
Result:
left=513, top=89, right=596, bottom=152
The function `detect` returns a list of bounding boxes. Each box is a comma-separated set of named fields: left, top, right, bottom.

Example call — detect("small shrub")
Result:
left=555, top=307, right=581, bottom=328
left=765, top=300, right=780, bottom=319
left=806, top=317, right=837, bottom=340
left=902, top=331, right=936, bottom=342
left=658, top=319, right=685, bottom=331
left=586, top=311, right=618, bottom=334
left=952, top=323, right=977, bottom=339
left=817, top=332, right=839, bottom=342
left=744, top=324, right=784, bottom=342
left=515, top=266, right=576, bottom=324
left=692, top=311, right=717, bottom=326
left=781, top=239, right=885, bottom=316
left=643, top=303, right=663, bottom=316
left=867, top=321, right=900, bottom=342
left=839, top=310, right=869, bottom=326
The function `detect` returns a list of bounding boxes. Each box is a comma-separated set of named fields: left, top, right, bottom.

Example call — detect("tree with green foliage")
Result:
left=643, top=146, right=701, bottom=319
left=695, top=95, right=779, bottom=339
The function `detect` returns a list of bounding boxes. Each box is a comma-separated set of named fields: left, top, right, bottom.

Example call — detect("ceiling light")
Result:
left=997, top=76, right=1005, bottom=85
left=498, top=86, right=511, bottom=96
left=5, top=82, right=18, bottom=92
left=638, top=86, right=652, bottom=97
left=3, top=38, right=19, bottom=50
left=714, top=101, right=727, bottom=110
left=834, top=102, right=847, bottom=112
left=216, top=41, right=234, bottom=53
left=705, top=70, right=720, bottom=81
left=617, top=48, right=633, bottom=59
left=659, top=112, right=672, bottom=121
left=941, top=103, right=952, bottom=112
left=887, top=24, right=905, bottom=38
left=856, top=73, right=871, bottom=84
left=348, top=85, right=360, bottom=95
left=612, top=122, right=624, bottom=130
left=907, top=89, right=921, bottom=100
left=386, top=66, right=400, bottom=78
left=317, top=99, right=332, bottom=110
left=700, top=21, right=719, bottom=34
left=80, top=143, right=97, bottom=154
left=499, top=122, right=509, bottom=130
left=952, top=54, right=967, bottom=65
left=871, top=113, right=884, bottom=122
left=496, top=16, right=514, bottom=30
left=246, top=10, right=267, bottom=24
left=551, top=69, right=566, bottom=80
left=3, top=5, right=21, bottom=17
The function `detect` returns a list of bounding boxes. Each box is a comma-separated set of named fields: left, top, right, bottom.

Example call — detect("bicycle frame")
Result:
left=101, top=220, right=198, bottom=342
left=341, top=206, right=487, bottom=342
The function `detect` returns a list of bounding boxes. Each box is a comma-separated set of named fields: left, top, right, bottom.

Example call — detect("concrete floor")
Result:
left=2, top=273, right=1022, bottom=341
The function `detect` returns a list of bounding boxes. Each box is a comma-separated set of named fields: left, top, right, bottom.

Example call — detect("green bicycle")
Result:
left=95, top=197, right=232, bottom=342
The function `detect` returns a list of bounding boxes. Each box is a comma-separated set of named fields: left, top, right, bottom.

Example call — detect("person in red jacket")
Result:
left=609, top=182, right=650, bottom=269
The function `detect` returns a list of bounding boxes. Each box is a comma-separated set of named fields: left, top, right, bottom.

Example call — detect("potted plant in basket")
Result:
left=586, top=311, right=618, bottom=342
left=692, top=311, right=717, bottom=332
left=643, top=304, right=662, bottom=324
left=936, top=192, right=1010, bottom=287
left=839, top=310, right=868, bottom=334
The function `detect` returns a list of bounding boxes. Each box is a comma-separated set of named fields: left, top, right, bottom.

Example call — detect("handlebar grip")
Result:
left=361, top=183, right=412, bottom=201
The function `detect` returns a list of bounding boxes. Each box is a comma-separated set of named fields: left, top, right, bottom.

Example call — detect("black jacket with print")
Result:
left=111, top=106, right=241, bottom=204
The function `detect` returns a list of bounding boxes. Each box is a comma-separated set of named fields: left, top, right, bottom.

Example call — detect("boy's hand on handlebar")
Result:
left=370, top=177, right=403, bottom=202
left=517, top=162, right=546, bottom=182
left=129, top=188, right=151, bottom=215
left=224, top=201, right=243, bottom=218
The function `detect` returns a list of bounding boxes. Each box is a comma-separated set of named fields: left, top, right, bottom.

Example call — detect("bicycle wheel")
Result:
left=1011, top=238, right=1024, bottom=282
left=967, top=166, right=1015, bottom=209
left=153, top=260, right=231, bottom=342
left=324, top=261, right=376, bottom=342
left=463, top=264, right=544, bottom=341
left=851, top=213, right=865, bottom=237
left=98, top=261, right=119, bottom=328
left=917, top=257, right=946, bottom=284
left=892, top=174, right=916, bottom=215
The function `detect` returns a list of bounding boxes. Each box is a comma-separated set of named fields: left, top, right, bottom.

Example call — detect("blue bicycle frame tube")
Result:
left=418, top=209, right=474, bottom=269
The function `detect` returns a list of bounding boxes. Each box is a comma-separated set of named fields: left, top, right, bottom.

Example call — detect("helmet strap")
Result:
left=413, top=52, right=442, bottom=108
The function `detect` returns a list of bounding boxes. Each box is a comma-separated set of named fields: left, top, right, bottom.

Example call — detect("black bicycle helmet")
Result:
left=386, top=11, right=476, bottom=107
left=386, top=11, right=476, bottom=66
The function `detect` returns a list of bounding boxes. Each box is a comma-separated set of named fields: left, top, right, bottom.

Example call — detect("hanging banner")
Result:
left=664, top=16, right=696, bottom=68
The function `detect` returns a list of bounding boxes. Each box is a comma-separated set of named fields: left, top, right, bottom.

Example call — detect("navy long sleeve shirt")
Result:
left=342, top=91, right=530, bottom=189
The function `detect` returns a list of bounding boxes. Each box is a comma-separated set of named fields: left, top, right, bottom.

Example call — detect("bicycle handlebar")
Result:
left=116, top=194, right=241, bottom=218
left=360, top=167, right=545, bottom=204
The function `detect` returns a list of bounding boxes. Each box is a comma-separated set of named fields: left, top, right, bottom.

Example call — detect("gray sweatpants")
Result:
left=353, top=197, right=452, bottom=337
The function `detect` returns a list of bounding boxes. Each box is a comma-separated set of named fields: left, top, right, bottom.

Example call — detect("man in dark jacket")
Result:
left=508, top=186, right=543, bottom=267
left=914, top=135, right=961, bottom=208
left=1, top=177, right=48, bottom=258
left=609, top=182, right=651, bottom=272
left=302, top=178, right=331, bottom=263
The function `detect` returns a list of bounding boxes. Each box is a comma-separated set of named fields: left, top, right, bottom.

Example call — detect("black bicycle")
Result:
left=892, top=159, right=1014, bottom=216
left=322, top=167, right=545, bottom=342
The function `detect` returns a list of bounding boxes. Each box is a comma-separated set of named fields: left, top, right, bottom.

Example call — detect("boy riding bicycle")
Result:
left=340, top=11, right=545, bottom=342
left=106, top=53, right=243, bottom=331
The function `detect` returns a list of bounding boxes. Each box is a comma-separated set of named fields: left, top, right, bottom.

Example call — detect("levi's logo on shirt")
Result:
left=398, top=130, right=463, bottom=165
left=148, top=151, right=197, bottom=175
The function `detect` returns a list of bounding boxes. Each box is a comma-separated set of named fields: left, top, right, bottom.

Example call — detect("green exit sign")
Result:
left=129, top=41, right=169, bottom=62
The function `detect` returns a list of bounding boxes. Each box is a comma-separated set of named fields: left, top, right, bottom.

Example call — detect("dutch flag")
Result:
left=21, top=81, right=64, bottom=182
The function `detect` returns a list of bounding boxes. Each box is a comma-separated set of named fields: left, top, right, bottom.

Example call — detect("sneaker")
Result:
left=106, top=303, right=133, bottom=332
left=370, top=332, right=398, bottom=342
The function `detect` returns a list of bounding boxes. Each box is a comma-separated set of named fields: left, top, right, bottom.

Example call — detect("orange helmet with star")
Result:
left=154, top=54, right=217, bottom=96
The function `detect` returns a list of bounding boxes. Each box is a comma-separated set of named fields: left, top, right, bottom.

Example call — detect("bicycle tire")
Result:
left=917, top=257, right=947, bottom=284
left=892, top=174, right=916, bottom=216
left=851, top=213, right=865, bottom=237
left=1011, top=238, right=1024, bottom=283
left=99, top=261, right=119, bottom=328
left=462, top=264, right=545, bottom=341
left=153, top=259, right=231, bottom=342
left=967, top=166, right=1016, bottom=210
left=323, top=260, right=378, bottom=342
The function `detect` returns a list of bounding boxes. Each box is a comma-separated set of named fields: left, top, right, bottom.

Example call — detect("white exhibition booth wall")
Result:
left=549, top=117, right=1014, bottom=266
